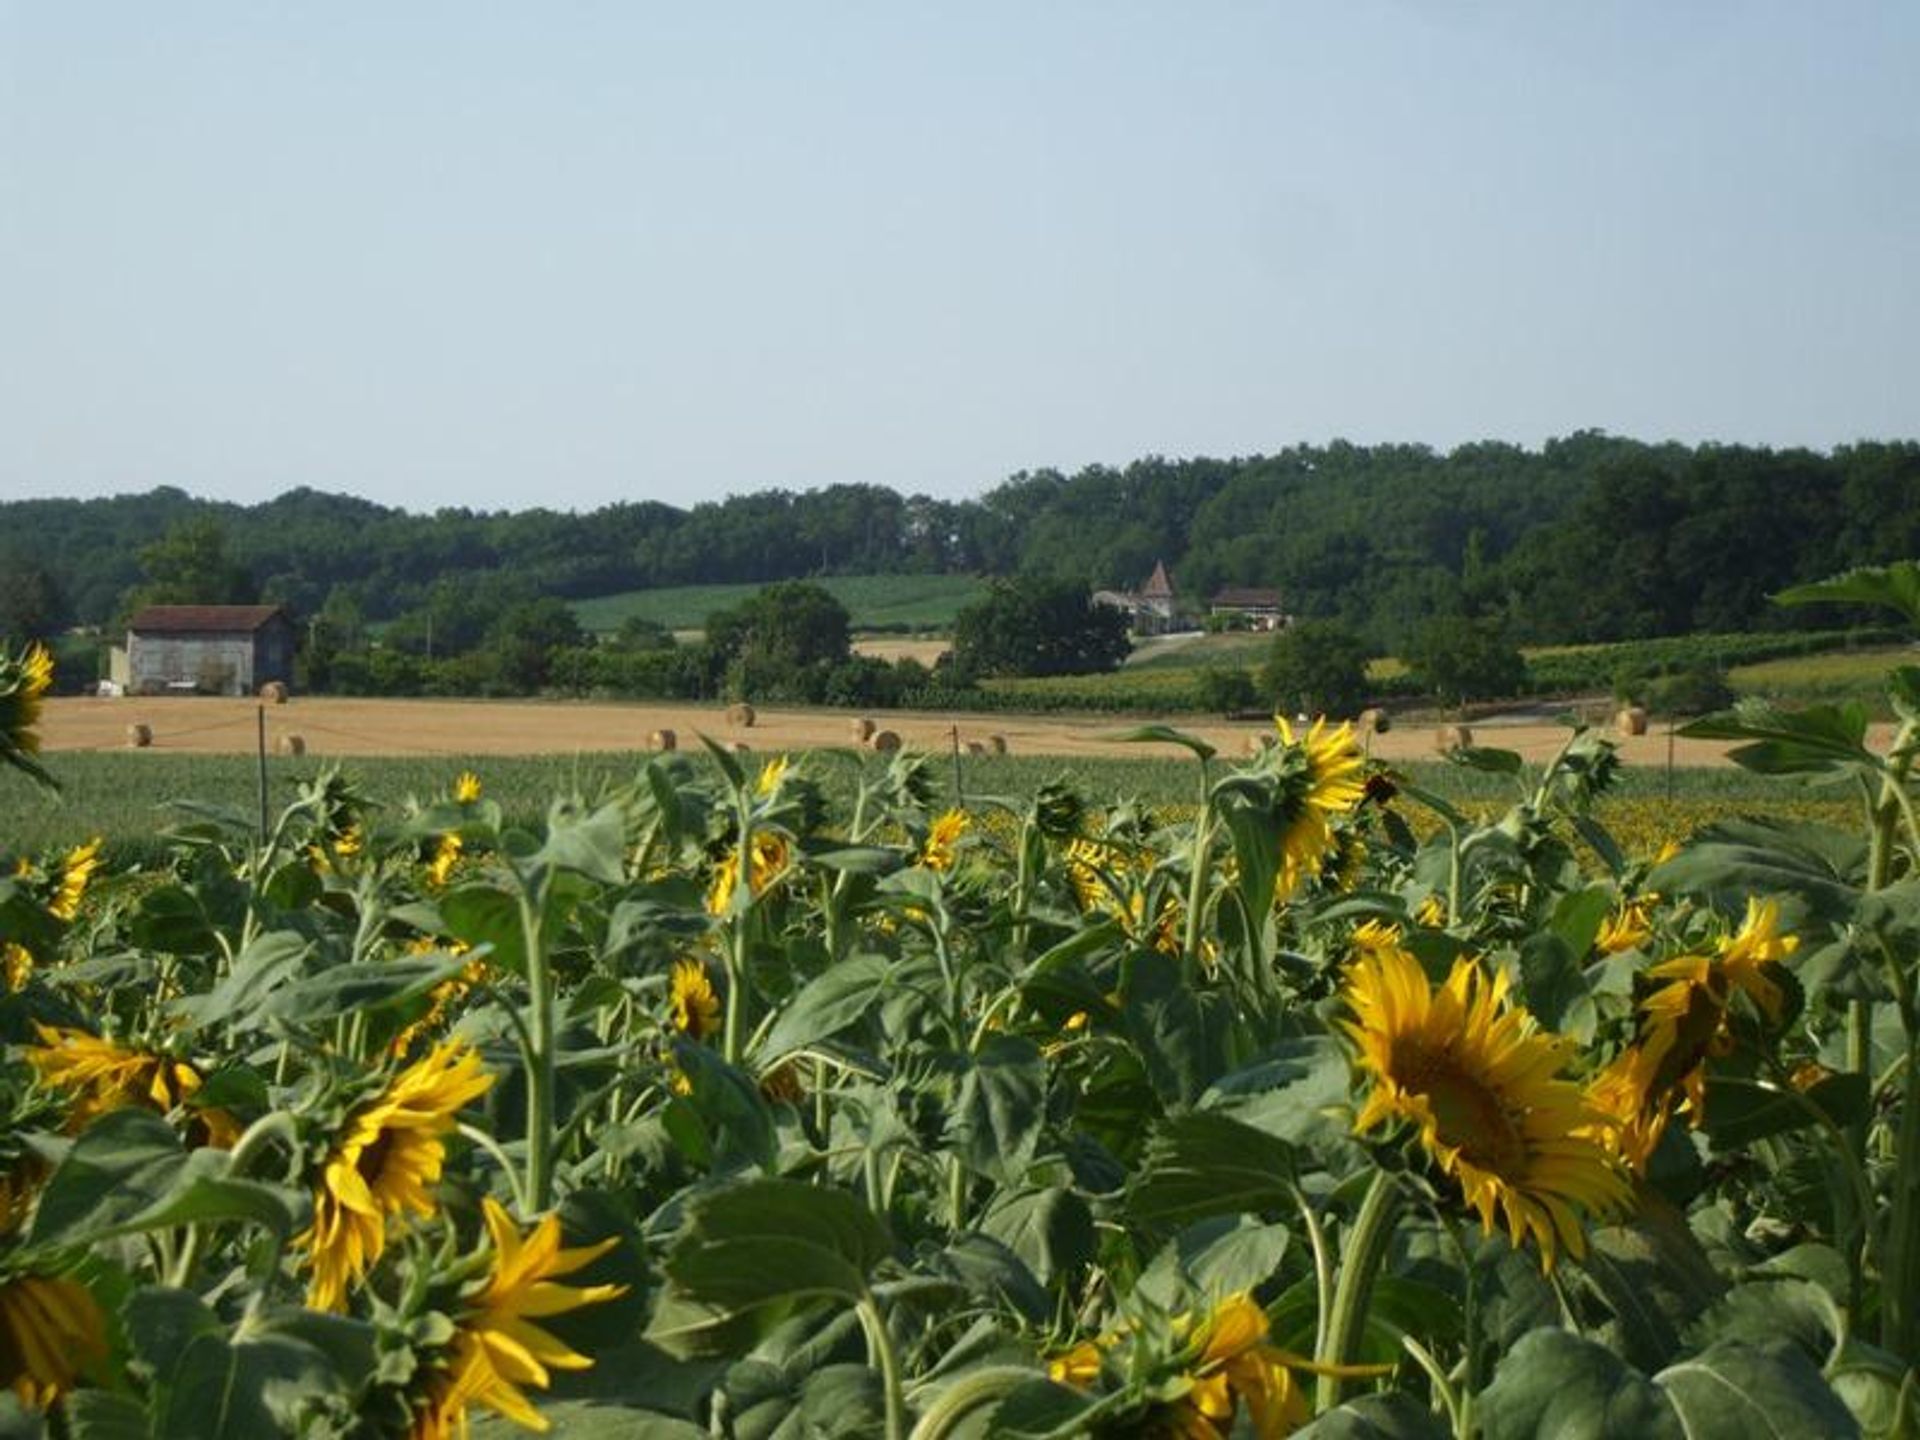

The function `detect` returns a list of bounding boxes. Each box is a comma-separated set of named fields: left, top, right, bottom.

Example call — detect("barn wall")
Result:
left=129, top=634, right=256, bottom=695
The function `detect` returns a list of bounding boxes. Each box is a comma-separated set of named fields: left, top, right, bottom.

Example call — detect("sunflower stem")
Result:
left=519, top=887, right=556, bottom=1211
left=1182, top=771, right=1214, bottom=978
left=1316, top=1169, right=1402, bottom=1412
left=858, top=1292, right=908, bottom=1440
left=722, top=802, right=753, bottom=1066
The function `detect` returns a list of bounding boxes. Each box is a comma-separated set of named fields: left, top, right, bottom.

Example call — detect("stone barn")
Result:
left=124, top=605, right=296, bottom=696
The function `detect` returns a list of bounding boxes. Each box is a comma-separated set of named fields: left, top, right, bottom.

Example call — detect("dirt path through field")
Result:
left=39, top=695, right=1878, bottom=768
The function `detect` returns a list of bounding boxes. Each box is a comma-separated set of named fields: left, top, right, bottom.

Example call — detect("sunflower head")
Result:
left=1714, top=896, right=1798, bottom=1022
left=1047, top=1293, right=1307, bottom=1439
left=919, top=808, right=970, bottom=872
left=669, top=959, right=721, bottom=1041
left=47, top=839, right=102, bottom=923
left=453, top=771, right=483, bottom=804
left=1343, top=942, right=1630, bottom=1266
left=1269, top=717, right=1367, bottom=902
left=299, top=1042, right=494, bottom=1312
left=427, top=833, right=463, bottom=889
left=24, top=1024, right=212, bottom=1135
left=706, top=833, right=790, bottom=916
left=408, top=1198, right=627, bottom=1438
left=754, top=755, right=789, bottom=799
left=0, top=1273, right=107, bottom=1408
left=1596, top=896, right=1654, bottom=954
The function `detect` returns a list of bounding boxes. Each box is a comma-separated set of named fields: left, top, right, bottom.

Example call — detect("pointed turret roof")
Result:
left=1142, top=560, right=1174, bottom=598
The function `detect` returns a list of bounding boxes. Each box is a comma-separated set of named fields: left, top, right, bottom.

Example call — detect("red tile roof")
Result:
left=128, top=605, right=287, bottom=634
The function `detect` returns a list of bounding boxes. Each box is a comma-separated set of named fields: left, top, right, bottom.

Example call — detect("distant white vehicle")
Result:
left=95, top=680, right=124, bottom=697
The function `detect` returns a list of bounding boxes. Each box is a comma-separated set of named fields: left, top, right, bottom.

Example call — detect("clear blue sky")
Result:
left=2, top=3, right=1916, bottom=513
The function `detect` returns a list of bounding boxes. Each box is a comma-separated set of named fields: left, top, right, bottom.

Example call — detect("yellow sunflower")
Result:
left=669, top=959, right=721, bottom=1041
left=1273, top=717, right=1366, bottom=900
left=24, top=1025, right=233, bottom=1142
left=919, top=808, right=970, bottom=872
left=1595, top=896, right=1653, bottom=954
left=1160, top=1293, right=1308, bottom=1440
left=409, top=1197, right=627, bottom=1438
left=46, top=838, right=102, bottom=922
left=1414, top=893, right=1448, bottom=929
left=428, top=833, right=463, bottom=889
left=1, top=642, right=54, bottom=753
left=1049, top=1293, right=1309, bottom=1439
left=453, top=771, right=483, bottom=804
left=706, top=833, right=790, bottom=916
left=1591, top=897, right=1799, bottom=1173
left=0, top=1273, right=107, bottom=1408
left=1343, top=943, right=1629, bottom=1266
left=299, top=1042, right=495, bottom=1312
left=389, top=945, right=486, bottom=1060
left=3, top=943, right=31, bottom=992
left=754, top=755, right=789, bottom=798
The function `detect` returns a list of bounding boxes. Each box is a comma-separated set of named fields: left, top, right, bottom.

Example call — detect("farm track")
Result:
left=38, top=694, right=1872, bottom=767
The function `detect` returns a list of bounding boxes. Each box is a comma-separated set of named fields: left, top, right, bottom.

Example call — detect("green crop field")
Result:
left=572, top=574, right=987, bottom=634
left=1728, top=644, right=1915, bottom=707
left=1, top=746, right=1849, bottom=863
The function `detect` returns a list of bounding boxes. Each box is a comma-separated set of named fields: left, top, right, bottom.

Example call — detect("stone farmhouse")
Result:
left=1092, top=560, right=1181, bottom=636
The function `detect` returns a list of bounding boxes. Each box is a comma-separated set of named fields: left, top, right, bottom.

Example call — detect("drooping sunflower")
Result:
left=46, top=838, right=102, bottom=922
left=1158, top=1293, right=1309, bottom=1440
left=1049, top=1293, right=1310, bottom=1439
left=24, top=1024, right=232, bottom=1142
left=669, top=958, right=721, bottom=1042
left=300, top=1042, right=495, bottom=1312
left=0, top=642, right=55, bottom=782
left=0, top=1273, right=108, bottom=1408
left=918, top=808, right=970, bottom=872
left=1343, top=942, right=1629, bottom=1265
left=1591, top=896, right=1799, bottom=1173
left=1272, top=717, right=1367, bottom=901
left=706, top=832, right=790, bottom=916
left=409, top=1198, right=627, bottom=1438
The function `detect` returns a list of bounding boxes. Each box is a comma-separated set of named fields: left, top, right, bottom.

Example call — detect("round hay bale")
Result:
left=727, top=740, right=752, bottom=755
left=869, top=729, right=902, bottom=754
left=849, top=716, right=876, bottom=743
left=126, top=722, right=152, bottom=749
left=276, top=734, right=306, bottom=757
left=1358, top=707, right=1391, bottom=735
left=259, top=681, right=289, bottom=704
left=986, top=733, right=1008, bottom=755
left=726, top=702, right=757, bottom=728
left=649, top=728, right=677, bottom=752
left=965, top=740, right=987, bottom=756
left=1615, top=705, right=1649, bottom=737
left=1436, top=724, right=1474, bottom=754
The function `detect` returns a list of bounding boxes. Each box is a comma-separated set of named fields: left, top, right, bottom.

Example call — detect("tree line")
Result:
left=4, top=435, right=1918, bottom=661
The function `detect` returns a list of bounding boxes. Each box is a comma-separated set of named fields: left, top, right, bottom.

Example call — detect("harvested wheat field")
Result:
left=35, top=694, right=1859, bottom=767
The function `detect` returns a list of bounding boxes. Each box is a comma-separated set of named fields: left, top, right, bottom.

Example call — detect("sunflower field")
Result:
left=3, top=568, right=1920, bottom=1438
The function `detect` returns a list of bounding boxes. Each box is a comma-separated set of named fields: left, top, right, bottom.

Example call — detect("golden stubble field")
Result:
left=37, top=694, right=1861, bottom=767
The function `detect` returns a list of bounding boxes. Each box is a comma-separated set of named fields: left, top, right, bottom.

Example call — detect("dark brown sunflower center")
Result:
left=1395, top=1044, right=1529, bottom=1176
left=359, top=1130, right=395, bottom=1186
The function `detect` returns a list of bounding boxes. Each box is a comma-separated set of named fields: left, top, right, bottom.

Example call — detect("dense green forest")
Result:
left=5, top=435, right=1918, bottom=658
